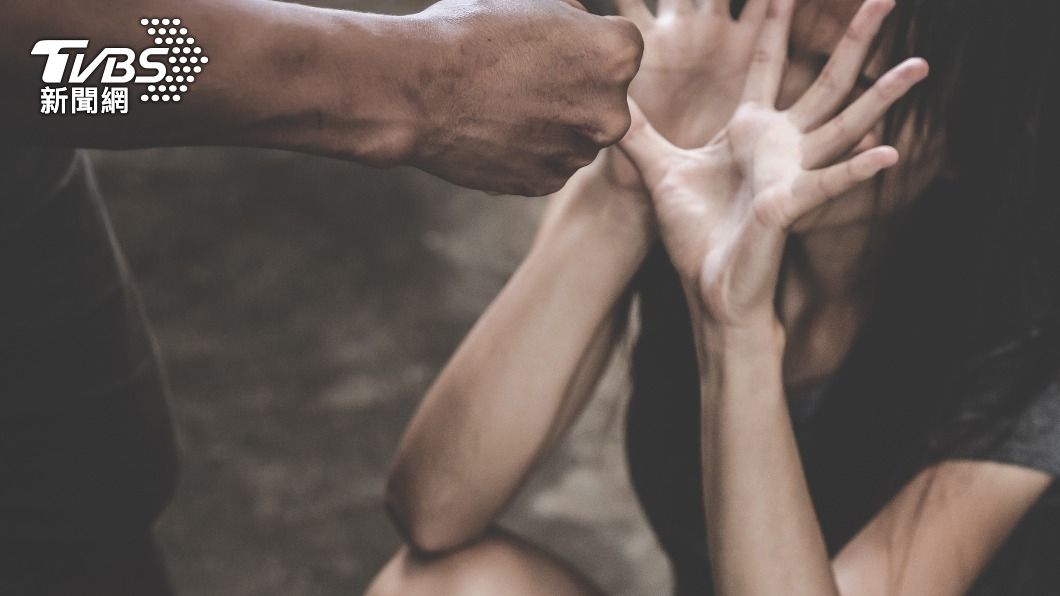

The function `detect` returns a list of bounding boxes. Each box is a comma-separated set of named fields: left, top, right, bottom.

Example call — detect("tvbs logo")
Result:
left=33, top=18, right=207, bottom=114
left=32, top=40, right=168, bottom=85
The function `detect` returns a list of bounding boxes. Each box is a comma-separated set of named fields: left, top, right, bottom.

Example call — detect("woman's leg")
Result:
left=366, top=527, right=606, bottom=596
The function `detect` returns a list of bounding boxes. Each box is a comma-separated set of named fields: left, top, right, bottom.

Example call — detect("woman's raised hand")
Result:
left=614, top=0, right=771, bottom=147
left=599, top=0, right=774, bottom=193
left=619, top=0, right=928, bottom=326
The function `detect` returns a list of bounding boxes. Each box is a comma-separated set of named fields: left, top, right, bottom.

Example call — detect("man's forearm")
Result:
left=1, top=0, right=433, bottom=163
left=2, top=0, right=644, bottom=195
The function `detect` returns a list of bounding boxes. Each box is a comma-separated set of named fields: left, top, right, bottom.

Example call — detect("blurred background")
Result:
left=91, top=1, right=670, bottom=594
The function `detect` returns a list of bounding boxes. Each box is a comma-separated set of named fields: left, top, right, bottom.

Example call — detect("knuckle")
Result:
left=579, top=125, right=610, bottom=147
left=606, top=16, right=644, bottom=50
left=831, top=112, right=852, bottom=136
left=608, top=110, right=634, bottom=143
left=817, top=68, right=839, bottom=91
left=580, top=115, right=629, bottom=147
left=601, top=120, right=630, bottom=146
left=876, top=74, right=901, bottom=96
left=602, top=18, right=645, bottom=79
left=751, top=48, right=773, bottom=65
left=876, top=67, right=917, bottom=99
left=842, top=25, right=867, bottom=45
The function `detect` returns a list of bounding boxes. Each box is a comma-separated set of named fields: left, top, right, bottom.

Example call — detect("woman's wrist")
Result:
left=547, top=153, right=656, bottom=242
left=599, top=147, right=652, bottom=193
left=696, top=313, right=786, bottom=408
left=692, top=306, right=786, bottom=367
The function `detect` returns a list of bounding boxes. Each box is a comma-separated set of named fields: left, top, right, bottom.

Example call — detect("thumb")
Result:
left=618, top=99, right=679, bottom=191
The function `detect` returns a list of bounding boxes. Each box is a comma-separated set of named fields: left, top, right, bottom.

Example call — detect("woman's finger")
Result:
left=618, top=99, right=681, bottom=191
left=803, top=57, right=928, bottom=168
left=613, top=0, right=653, bottom=28
left=741, top=0, right=796, bottom=105
left=657, top=0, right=695, bottom=18
left=790, top=146, right=898, bottom=215
left=789, top=0, right=895, bottom=130
left=737, top=0, right=771, bottom=25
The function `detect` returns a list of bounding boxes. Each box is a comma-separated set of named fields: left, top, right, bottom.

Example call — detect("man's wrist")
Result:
left=247, top=6, right=435, bottom=165
left=333, top=11, right=440, bottom=167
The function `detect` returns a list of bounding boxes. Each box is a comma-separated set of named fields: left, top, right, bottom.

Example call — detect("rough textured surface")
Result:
left=89, top=3, right=669, bottom=592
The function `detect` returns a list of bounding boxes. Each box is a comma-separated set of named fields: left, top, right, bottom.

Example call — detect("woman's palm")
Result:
left=617, top=0, right=771, bottom=146
left=621, top=0, right=928, bottom=324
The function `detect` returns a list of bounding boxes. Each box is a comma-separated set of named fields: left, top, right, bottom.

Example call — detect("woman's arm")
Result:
left=385, top=154, right=654, bottom=554
left=696, top=316, right=839, bottom=595
left=692, top=304, right=1051, bottom=596
left=834, top=460, right=1049, bottom=595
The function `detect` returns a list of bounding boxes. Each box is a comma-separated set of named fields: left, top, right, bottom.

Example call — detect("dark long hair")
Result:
left=628, top=0, right=1060, bottom=566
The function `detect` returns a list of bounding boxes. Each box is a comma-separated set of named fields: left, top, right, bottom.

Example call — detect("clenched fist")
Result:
left=407, top=0, right=644, bottom=196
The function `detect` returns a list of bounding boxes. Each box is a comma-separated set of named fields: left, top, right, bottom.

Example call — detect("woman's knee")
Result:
left=365, top=529, right=601, bottom=596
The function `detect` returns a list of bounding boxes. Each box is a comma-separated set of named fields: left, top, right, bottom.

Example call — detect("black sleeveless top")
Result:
left=626, top=243, right=1060, bottom=596
left=0, top=147, right=178, bottom=542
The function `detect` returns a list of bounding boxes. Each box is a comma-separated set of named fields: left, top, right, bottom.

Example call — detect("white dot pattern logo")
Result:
left=140, top=17, right=206, bottom=103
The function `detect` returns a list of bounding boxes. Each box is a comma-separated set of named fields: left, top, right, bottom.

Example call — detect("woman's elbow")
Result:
left=384, top=468, right=484, bottom=554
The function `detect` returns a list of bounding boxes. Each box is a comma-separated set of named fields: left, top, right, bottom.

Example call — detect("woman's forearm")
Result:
left=694, top=311, right=840, bottom=596
left=386, top=158, right=654, bottom=553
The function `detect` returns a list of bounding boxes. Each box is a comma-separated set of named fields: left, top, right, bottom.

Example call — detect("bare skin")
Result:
left=0, top=0, right=644, bottom=196
left=369, top=0, right=1052, bottom=595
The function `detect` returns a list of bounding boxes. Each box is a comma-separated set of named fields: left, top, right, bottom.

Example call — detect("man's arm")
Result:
left=0, top=0, right=643, bottom=196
